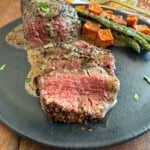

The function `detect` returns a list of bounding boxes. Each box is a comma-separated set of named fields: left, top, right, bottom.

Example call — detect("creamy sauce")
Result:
left=6, top=25, right=50, bottom=96
left=25, top=49, right=49, bottom=96
left=5, top=24, right=27, bottom=49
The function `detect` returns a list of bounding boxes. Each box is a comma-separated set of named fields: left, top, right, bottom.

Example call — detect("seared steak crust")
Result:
left=21, top=0, right=81, bottom=46
left=34, top=42, right=120, bottom=123
left=37, top=70, right=119, bottom=123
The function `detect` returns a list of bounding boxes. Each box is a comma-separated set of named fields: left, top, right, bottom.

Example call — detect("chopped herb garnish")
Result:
left=38, top=1, right=51, bottom=13
left=81, top=58, right=91, bottom=68
left=64, top=51, right=80, bottom=58
left=87, top=67, right=94, bottom=72
left=134, top=93, right=139, bottom=101
left=25, top=77, right=31, bottom=83
left=143, top=76, right=150, bottom=84
left=0, top=64, right=6, bottom=70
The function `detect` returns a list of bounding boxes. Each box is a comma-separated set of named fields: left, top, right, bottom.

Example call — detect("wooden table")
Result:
left=0, top=0, right=150, bottom=149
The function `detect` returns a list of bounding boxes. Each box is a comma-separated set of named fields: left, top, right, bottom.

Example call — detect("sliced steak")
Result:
left=36, top=69, right=119, bottom=123
left=62, top=41, right=116, bottom=75
left=21, top=0, right=81, bottom=47
left=26, top=41, right=117, bottom=96
left=33, top=41, right=120, bottom=123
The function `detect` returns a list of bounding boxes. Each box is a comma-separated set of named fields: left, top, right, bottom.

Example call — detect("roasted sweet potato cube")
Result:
left=82, top=21, right=99, bottom=40
left=133, top=25, right=150, bottom=35
left=106, top=10, right=113, bottom=15
left=126, top=14, right=138, bottom=27
left=99, top=11, right=113, bottom=19
left=97, top=29, right=114, bottom=47
left=110, top=15, right=126, bottom=25
left=88, top=3, right=103, bottom=15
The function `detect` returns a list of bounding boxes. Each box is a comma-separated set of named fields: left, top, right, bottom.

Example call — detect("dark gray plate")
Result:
left=0, top=16, right=150, bottom=149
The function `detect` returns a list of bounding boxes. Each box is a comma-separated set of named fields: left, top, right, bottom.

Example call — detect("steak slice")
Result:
left=24, top=40, right=120, bottom=122
left=36, top=69, right=119, bottom=123
left=33, top=41, right=120, bottom=123
left=21, top=0, right=81, bottom=47
left=62, top=41, right=116, bottom=75
left=25, top=41, right=117, bottom=97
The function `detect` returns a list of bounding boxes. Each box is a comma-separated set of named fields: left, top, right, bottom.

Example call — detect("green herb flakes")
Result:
left=81, top=58, right=91, bottom=68
left=134, top=93, right=139, bottom=101
left=25, top=77, right=31, bottom=83
left=87, top=67, right=94, bottom=72
left=0, top=64, right=6, bottom=71
left=143, top=76, right=150, bottom=84
left=38, top=2, right=51, bottom=13
left=64, top=51, right=80, bottom=58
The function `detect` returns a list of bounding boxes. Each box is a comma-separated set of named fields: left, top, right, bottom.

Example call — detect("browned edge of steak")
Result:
left=36, top=68, right=119, bottom=123
left=21, top=0, right=81, bottom=47
left=25, top=40, right=120, bottom=123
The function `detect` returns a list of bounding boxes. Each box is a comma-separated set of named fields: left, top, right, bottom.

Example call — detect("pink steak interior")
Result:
left=39, top=73, right=111, bottom=105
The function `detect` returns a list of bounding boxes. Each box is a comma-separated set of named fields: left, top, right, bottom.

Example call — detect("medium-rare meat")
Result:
left=34, top=41, right=120, bottom=123
left=21, top=0, right=81, bottom=47
left=36, top=68, right=119, bottom=123
left=25, top=41, right=117, bottom=96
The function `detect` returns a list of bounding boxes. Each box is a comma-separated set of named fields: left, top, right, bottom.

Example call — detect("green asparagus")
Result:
left=137, top=32, right=150, bottom=43
left=113, top=32, right=141, bottom=53
left=76, top=9, right=150, bottom=51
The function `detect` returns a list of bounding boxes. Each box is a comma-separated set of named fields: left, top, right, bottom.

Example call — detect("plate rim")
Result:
left=1, top=115, right=149, bottom=149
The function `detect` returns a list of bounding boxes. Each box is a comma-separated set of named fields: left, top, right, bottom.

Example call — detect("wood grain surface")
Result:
left=0, top=0, right=150, bottom=150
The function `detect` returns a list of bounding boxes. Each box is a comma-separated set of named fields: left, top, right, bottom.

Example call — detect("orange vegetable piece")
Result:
left=106, top=10, right=113, bottom=15
left=82, top=21, right=99, bottom=40
left=75, top=5, right=86, bottom=11
left=99, top=11, right=113, bottom=19
left=88, top=3, right=103, bottom=15
left=126, top=14, right=138, bottom=27
left=97, top=29, right=114, bottom=47
left=133, top=25, right=150, bottom=35
left=110, top=15, right=126, bottom=25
